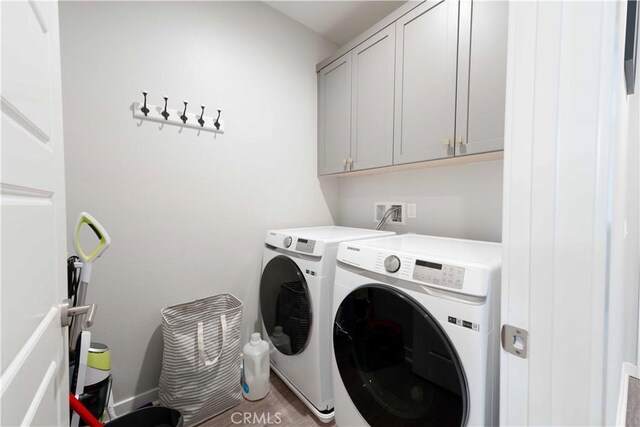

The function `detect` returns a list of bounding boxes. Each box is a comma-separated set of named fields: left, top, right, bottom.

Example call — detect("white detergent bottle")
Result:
left=270, top=326, right=292, bottom=355
left=241, top=332, right=270, bottom=401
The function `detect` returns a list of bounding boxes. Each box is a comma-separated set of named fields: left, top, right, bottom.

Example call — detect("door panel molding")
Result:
left=21, top=361, right=57, bottom=426
left=28, top=0, right=50, bottom=34
left=1, top=97, right=51, bottom=144
left=0, top=307, right=58, bottom=395
left=1, top=183, right=53, bottom=206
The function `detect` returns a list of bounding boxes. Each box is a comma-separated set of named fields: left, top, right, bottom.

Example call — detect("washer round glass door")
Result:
left=334, top=285, right=468, bottom=427
left=260, top=255, right=312, bottom=356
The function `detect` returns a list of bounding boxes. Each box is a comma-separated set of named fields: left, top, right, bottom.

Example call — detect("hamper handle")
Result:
left=197, top=315, right=227, bottom=366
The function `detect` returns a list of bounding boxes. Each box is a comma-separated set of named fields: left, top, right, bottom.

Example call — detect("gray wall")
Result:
left=336, top=160, right=504, bottom=242
left=59, top=1, right=338, bottom=411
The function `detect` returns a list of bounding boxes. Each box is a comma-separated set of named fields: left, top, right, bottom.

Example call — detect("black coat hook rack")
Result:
left=132, top=91, right=224, bottom=134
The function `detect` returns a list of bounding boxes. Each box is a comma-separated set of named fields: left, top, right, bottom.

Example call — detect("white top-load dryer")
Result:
left=260, top=226, right=394, bottom=422
left=331, top=234, right=501, bottom=427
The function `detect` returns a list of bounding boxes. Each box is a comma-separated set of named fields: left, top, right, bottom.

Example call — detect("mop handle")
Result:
left=74, top=212, right=111, bottom=280
left=69, top=393, right=103, bottom=427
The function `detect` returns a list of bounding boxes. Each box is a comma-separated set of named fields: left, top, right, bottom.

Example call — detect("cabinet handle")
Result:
left=456, top=136, right=465, bottom=145
left=442, top=138, right=451, bottom=147
left=343, top=158, right=347, bottom=166
left=348, top=158, right=353, bottom=170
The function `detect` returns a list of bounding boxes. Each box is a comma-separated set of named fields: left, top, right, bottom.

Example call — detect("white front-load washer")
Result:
left=331, top=234, right=501, bottom=427
left=260, top=226, right=394, bottom=422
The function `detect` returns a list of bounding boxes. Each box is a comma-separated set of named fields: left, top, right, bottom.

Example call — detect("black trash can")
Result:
left=104, top=407, right=183, bottom=427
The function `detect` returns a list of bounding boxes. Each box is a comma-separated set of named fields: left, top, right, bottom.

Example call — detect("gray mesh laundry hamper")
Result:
left=159, top=294, right=243, bottom=426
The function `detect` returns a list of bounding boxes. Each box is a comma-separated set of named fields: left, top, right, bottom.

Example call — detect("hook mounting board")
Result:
left=132, top=102, right=224, bottom=134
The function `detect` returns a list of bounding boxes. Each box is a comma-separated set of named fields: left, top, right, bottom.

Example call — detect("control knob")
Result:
left=283, top=236, right=292, bottom=248
left=384, top=255, right=401, bottom=273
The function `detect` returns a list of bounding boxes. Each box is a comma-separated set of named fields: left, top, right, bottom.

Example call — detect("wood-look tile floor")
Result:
left=201, top=373, right=336, bottom=427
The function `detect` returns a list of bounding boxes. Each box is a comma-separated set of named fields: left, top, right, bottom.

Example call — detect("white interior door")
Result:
left=501, top=1, right=632, bottom=425
left=1, top=1, right=69, bottom=425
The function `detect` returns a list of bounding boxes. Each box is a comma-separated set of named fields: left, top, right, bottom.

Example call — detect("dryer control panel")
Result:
left=265, top=231, right=325, bottom=257
left=295, top=238, right=316, bottom=254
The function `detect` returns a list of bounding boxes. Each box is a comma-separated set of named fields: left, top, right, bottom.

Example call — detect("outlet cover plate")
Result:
left=407, top=203, right=417, bottom=219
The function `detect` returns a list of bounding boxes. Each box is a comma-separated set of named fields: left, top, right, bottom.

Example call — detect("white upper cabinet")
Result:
left=350, top=25, right=396, bottom=171
left=455, top=0, right=508, bottom=155
left=318, top=52, right=352, bottom=175
left=316, top=0, right=508, bottom=175
left=393, top=0, right=459, bottom=165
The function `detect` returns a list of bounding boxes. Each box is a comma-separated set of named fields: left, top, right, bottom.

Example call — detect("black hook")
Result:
left=214, top=110, right=221, bottom=130
left=180, top=101, right=188, bottom=124
left=141, top=91, right=150, bottom=116
left=161, top=96, right=170, bottom=120
left=198, top=105, right=205, bottom=127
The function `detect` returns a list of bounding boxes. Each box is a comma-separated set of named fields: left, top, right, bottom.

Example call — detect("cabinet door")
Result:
left=318, top=53, right=352, bottom=175
left=393, top=0, right=459, bottom=165
left=351, top=25, right=395, bottom=171
left=455, top=0, right=508, bottom=156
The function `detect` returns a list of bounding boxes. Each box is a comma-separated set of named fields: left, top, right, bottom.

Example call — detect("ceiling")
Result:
left=265, top=1, right=407, bottom=46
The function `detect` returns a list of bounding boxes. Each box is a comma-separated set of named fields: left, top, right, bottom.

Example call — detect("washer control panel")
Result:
left=295, top=238, right=316, bottom=254
left=412, top=259, right=465, bottom=289
left=338, top=239, right=497, bottom=298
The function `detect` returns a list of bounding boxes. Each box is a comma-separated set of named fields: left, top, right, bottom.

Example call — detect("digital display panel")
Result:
left=415, top=260, right=443, bottom=270
left=295, top=238, right=315, bottom=254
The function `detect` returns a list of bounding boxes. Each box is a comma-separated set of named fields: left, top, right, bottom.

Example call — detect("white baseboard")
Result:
left=113, top=387, right=158, bottom=417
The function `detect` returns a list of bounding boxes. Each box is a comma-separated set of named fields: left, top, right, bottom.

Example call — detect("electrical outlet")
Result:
left=407, top=203, right=417, bottom=219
